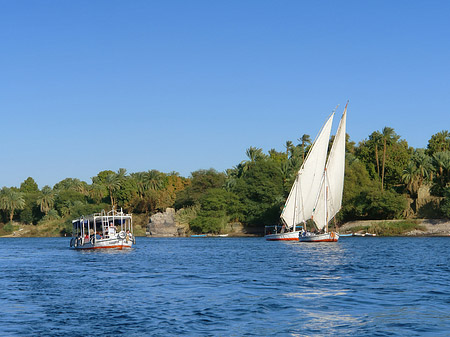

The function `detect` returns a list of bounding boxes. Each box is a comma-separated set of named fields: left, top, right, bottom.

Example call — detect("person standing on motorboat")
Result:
left=126, top=229, right=133, bottom=242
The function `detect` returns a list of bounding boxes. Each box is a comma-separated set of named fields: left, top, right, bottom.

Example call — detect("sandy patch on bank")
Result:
left=339, top=219, right=450, bottom=236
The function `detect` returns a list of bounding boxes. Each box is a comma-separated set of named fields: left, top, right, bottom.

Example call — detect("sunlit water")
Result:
left=0, top=237, right=449, bottom=336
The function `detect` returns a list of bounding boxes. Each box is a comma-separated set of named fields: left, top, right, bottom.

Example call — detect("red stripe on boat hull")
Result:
left=299, top=239, right=338, bottom=242
left=75, top=245, right=132, bottom=250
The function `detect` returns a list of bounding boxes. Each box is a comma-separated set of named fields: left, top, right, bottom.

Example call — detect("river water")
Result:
left=0, top=237, right=449, bottom=336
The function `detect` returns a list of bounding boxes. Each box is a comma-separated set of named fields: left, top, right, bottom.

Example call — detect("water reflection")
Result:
left=285, top=289, right=349, bottom=298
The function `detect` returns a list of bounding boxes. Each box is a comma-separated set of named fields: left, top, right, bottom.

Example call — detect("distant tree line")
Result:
left=1, top=129, right=450, bottom=234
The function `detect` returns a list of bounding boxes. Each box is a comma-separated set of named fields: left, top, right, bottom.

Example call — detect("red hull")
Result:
left=75, top=245, right=132, bottom=250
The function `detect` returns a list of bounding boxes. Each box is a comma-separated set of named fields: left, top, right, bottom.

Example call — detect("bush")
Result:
left=175, top=205, right=200, bottom=225
left=188, top=189, right=243, bottom=234
left=40, top=209, right=60, bottom=222
left=2, top=223, right=17, bottom=233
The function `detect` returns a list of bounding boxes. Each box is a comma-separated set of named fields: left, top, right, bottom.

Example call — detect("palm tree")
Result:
left=0, top=188, right=25, bottom=223
left=54, top=178, right=83, bottom=192
left=36, top=185, right=54, bottom=215
left=241, top=147, right=264, bottom=173
left=432, top=152, right=448, bottom=177
left=130, top=172, right=146, bottom=198
left=246, top=146, right=264, bottom=162
left=225, top=168, right=238, bottom=192
left=279, top=161, right=292, bottom=190
left=89, top=183, right=105, bottom=203
left=117, top=168, right=127, bottom=180
left=103, top=173, right=122, bottom=207
left=73, top=180, right=90, bottom=196
left=145, top=170, right=166, bottom=191
left=402, top=162, right=418, bottom=196
left=369, top=131, right=383, bottom=177
left=432, top=152, right=450, bottom=189
left=412, top=149, right=432, bottom=187
left=380, top=127, right=399, bottom=191
left=298, top=134, right=311, bottom=161
left=428, top=130, right=450, bottom=154
left=285, top=141, right=294, bottom=158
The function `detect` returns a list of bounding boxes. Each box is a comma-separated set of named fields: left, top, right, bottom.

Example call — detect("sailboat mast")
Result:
left=325, top=168, right=328, bottom=233
left=324, top=167, right=328, bottom=233
left=292, top=176, right=298, bottom=231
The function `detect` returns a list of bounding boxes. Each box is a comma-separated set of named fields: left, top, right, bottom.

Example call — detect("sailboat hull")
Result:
left=299, top=231, right=339, bottom=242
left=265, top=231, right=301, bottom=241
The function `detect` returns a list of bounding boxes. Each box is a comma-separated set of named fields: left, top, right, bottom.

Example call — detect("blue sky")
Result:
left=1, top=0, right=449, bottom=188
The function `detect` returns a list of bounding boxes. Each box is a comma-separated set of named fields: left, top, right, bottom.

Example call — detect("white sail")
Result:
left=281, top=113, right=334, bottom=228
left=313, top=104, right=347, bottom=231
left=280, top=177, right=299, bottom=228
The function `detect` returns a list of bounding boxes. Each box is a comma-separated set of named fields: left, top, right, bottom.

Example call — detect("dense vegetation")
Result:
left=1, top=128, right=450, bottom=235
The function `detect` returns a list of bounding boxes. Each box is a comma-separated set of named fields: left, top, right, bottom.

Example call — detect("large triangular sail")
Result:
left=281, top=113, right=334, bottom=229
left=312, top=103, right=347, bottom=231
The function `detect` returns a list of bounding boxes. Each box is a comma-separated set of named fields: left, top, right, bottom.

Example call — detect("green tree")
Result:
left=103, top=173, right=121, bottom=206
left=0, top=187, right=26, bottom=222
left=54, top=178, right=85, bottom=192
left=440, top=187, right=450, bottom=218
left=240, top=147, right=265, bottom=174
left=54, top=190, right=86, bottom=217
left=403, top=149, right=433, bottom=197
left=356, top=128, right=410, bottom=192
left=402, top=162, right=418, bottom=196
left=413, top=149, right=433, bottom=186
left=175, top=169, right=226, bottom=208
left=92, top=169, right=127, bottom=207
left=190, top=188, right=243, bottom=233
left=381, top=127, right=399, bottom=191
left=368, top=131, right=383, bottom=177
left=232, top=159, right=285, bottom=225
left=298, top=134, right=311, bottom=161
left=341, top=158, right=379, bottom=220
left=20, top=177, right=39, bottom=193
left=20, top=192, right=42, bottom=225
left=144, top=170, right=167, bottom=192
left=130, top=172, right=147, bottom=198
left=427, top=130, right=450, bottom=155
left=114, top=176, right=138, bottom=210
left=431, top=151, right=450, bottom=196
left=89, top=183, right=106, bottom=203
left=36, top=185, right=55, bottom=215
left=364, top=189, right=407, bottom=219
left=285, top=141, right=294, bottom=158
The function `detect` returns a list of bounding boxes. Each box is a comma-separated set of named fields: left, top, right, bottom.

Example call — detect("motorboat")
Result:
left=70, top=208, right=135, bottom=250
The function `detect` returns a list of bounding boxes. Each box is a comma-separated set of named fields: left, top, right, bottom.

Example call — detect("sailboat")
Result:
left=264, top=103, right=347, bottom=242
left=299, top=103, right=347, bottom=242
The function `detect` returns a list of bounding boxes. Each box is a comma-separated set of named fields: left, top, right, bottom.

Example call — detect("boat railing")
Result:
left=264, top=224, right=304, bottom=235
left=90, top=209, right=132, bottom=218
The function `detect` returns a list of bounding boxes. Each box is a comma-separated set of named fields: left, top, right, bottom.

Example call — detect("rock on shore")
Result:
left=146, top=208, right=186, bottom=237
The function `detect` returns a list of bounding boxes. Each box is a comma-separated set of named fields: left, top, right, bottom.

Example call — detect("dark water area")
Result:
left=0, top=237, right=449, bottom=336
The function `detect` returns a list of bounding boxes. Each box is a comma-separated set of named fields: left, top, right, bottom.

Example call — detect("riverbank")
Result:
left=339, top=219, right=450, bottom=236
left=2, top=218, right=450, bottom=237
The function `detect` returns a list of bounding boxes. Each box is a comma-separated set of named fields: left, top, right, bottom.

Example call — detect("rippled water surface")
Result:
left=1, top=237, right=450, bottom=336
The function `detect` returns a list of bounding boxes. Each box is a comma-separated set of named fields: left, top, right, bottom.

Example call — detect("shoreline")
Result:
left=339, top=219, right=450, bottom=237
left=2, top=219, right=450, bottom=238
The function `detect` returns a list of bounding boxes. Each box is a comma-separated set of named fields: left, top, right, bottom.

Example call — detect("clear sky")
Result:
left=1, top=0, right=449, bottom=188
